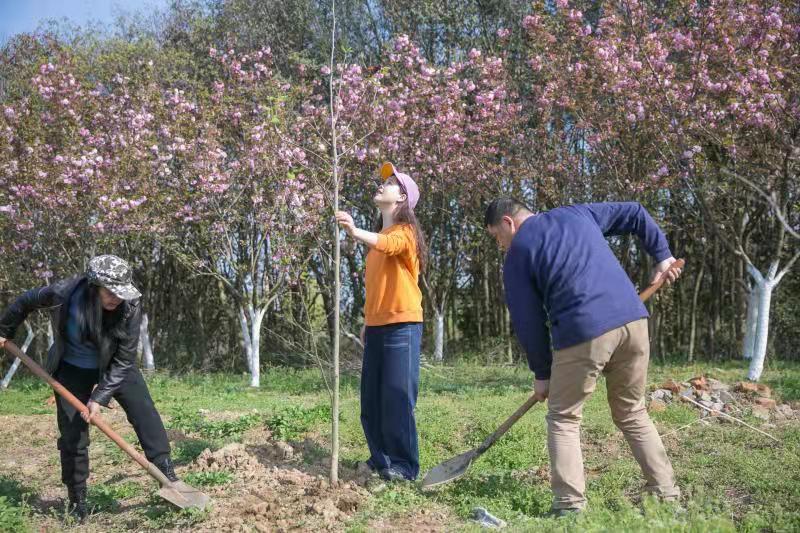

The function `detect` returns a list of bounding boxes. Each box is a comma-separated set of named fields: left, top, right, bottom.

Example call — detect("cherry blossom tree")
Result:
left=161, top=47, right=323, bottom=388
left=521, top=0, right=799, bottom=379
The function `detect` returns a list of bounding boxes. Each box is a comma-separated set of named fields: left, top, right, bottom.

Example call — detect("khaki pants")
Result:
left=546, top=319, right=679, bottom=510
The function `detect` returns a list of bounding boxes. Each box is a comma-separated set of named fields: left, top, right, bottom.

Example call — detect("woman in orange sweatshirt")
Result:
left=335, top=162, right=426, bottom=482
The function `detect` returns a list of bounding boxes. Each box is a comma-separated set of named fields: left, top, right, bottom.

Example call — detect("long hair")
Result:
left=74, top=283, right=131, bottom=354
left=374, top=182, right=428, bottom=273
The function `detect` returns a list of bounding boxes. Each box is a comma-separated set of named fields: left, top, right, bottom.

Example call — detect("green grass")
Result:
left=0, top=497, right=30, bottom=533
left=167, top=408, right=262, bottom=440
left=87, top=481, right=144, bottom=512
left=141, top=497, right=211, bottom=529
left=1, top=359, right=800, bottom=531
left=266, top=404, right=331, bottom=441
left=0, top=477, right=35, bottom=533
left=182, top=471, right=233, bottom=487
left=172, top=438, right=216, bottom=465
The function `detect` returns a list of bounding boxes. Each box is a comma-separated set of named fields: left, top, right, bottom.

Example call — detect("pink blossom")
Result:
left=522, top=15, right=540, bottom=31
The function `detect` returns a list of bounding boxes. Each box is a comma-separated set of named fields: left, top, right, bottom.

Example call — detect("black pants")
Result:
left=55, top=362, right=171, bottom=489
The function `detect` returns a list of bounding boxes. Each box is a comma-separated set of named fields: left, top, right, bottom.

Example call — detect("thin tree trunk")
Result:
left=505, top=306, right=513, bottom=365
left=1, top=321, right=34, bottom=389
left=433, top=308, right=445, bottom=362
left=329, top=0, right=341, bottom=485
left=482, top=257, right=490, bottom=343
left=688, top=261, right=705, bottom=362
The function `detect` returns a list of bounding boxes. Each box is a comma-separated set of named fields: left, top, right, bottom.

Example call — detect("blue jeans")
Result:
left=361, top=322, right=422, bottom=479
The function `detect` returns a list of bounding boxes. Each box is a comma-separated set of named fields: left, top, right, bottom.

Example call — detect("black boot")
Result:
left=67, top=485, right=88, bottom=521
left=154, top=457, right=179, bottom=482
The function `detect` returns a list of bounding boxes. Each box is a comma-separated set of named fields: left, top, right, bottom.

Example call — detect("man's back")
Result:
left=503, top=202, right=672, bottom=378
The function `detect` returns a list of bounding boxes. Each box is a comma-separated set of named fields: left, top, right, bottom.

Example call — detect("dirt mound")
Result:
left=194, top=442, right=367, bottom=532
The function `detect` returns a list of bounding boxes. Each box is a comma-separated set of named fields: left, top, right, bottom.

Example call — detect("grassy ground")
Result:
left=1, top=359, right=799, bottom=532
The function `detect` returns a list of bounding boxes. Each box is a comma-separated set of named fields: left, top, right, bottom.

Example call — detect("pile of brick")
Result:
left=648, top=376, right=796, bottom=423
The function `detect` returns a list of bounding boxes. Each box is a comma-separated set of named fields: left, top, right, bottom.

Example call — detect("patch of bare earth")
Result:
left=191, top=437, right=367, bottom=532
left=3, top=408, right=463, bottom=531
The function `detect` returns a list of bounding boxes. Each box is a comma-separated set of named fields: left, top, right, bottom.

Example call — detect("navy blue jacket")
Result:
left=503, top=202, right=672, bottom=379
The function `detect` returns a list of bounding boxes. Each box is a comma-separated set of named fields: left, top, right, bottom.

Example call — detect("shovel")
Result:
left=421, top=258, right=685, bottom=489
left=1, top=341, right=210, bottom=510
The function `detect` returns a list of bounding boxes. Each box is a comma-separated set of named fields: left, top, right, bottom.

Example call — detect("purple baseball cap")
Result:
left=380, top=162, right=420, bottom=210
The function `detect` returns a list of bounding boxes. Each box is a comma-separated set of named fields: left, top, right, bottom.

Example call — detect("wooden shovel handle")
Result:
left=1, top=341, right=171, bottom=486
left=639, top=258, right=685, bottom=302
left=476, top=258, right=686, bottom=454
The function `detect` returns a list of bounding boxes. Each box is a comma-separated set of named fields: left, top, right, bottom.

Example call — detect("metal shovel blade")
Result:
left=421, top=449, right=478, bottom=489
left=158, top=480, right=211, bottom=510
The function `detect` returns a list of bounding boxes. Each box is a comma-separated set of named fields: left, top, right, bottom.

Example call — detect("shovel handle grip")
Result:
left=639, top=259, right=685, bottom=302
left=1, top=341, right=171, bottom=487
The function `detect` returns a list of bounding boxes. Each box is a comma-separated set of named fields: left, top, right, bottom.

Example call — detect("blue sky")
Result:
left=0, top=0, right=171, bottom=41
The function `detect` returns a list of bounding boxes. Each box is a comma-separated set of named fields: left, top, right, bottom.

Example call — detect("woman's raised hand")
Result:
left=335, top=211, right=356, bottom=237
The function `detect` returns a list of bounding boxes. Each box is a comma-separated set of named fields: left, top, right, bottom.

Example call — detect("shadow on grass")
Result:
left=172, top=438, right=217, bottom=465
left=0, top=475, right=37, bottom=505
left=0, top=473, right=65, bottom=519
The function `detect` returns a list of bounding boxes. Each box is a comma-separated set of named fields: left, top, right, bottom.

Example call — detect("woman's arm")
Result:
left=335, top=211, right=380, bottom=248
left=0, top=285, right=58, bottom=341
left=89, top=301, right=142, bottom=407
left=335, top=212, right=414, bottom=256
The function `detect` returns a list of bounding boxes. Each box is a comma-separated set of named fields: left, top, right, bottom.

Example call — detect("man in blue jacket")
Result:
left=485, top=198, right=682, bottom=515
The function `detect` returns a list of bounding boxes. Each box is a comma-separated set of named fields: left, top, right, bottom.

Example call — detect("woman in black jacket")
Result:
left=0, top=255, right=178, bottom=520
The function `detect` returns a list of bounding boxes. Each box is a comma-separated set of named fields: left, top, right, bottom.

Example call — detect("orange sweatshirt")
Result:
left=364, top=224, right=423, bottom=326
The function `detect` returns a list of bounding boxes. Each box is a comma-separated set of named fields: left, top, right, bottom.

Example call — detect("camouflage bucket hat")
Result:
left=86, top=255, right=141, bottom=300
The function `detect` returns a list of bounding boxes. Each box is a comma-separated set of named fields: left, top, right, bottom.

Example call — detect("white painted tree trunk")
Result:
left=238, top=306, right=254, bottom=375
left=746, top=261, right=788, bottom=381
left=47, top=321, right=54, bottom=349
left=239, top=304, right=267, bottom=388
left=139, top=313, right=155, bottom=371
left=433, top=309, right=445, bottom=362
left=742, top=282, right=759, bottom=360
left=1, top=322, right=34, bottom=389
left=747, top=281, right=775, bottom=381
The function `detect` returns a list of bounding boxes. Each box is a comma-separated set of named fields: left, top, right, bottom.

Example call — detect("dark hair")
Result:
left=374, top=181, right=429, bottom=273
left=75, top=283, right=131, bottom=354
left=484, top=197, right=532, bottom=227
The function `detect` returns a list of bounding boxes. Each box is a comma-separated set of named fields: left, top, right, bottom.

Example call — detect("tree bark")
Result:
left=1, top=321, right=34, bottom=389
left=433, top=308, right=445, bottom=362
left=688, top=261, right=705, bottom=362
left=140, top=313, right=155, bottom=371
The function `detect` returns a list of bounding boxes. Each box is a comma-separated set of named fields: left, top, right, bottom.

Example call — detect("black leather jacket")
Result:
left=0, top=276, right=142, bottom=406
